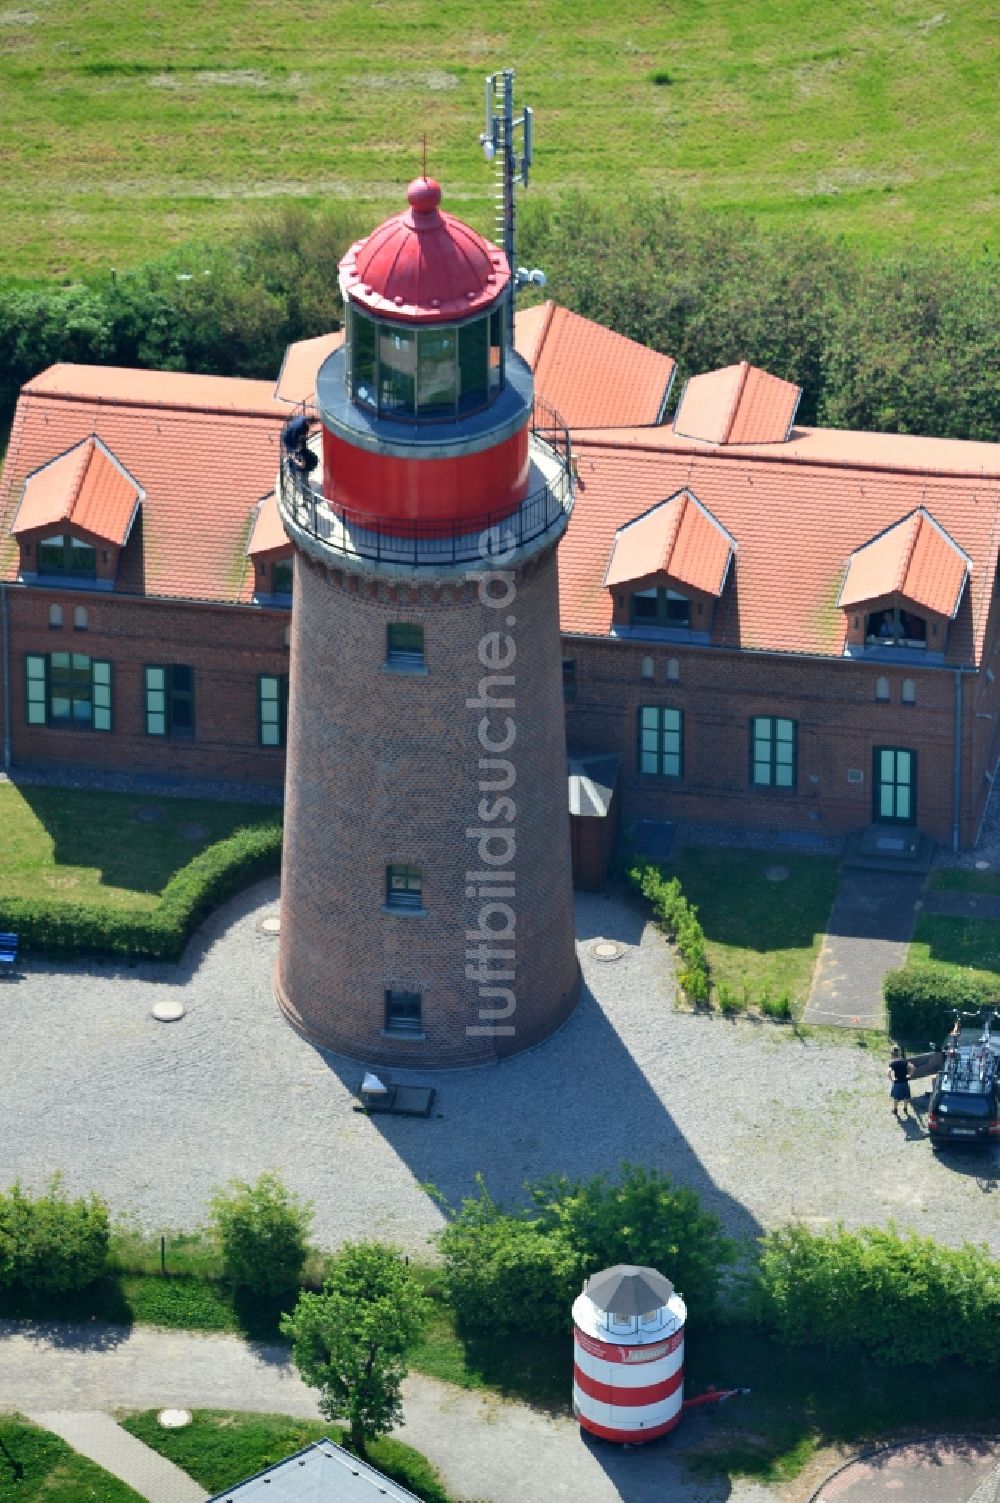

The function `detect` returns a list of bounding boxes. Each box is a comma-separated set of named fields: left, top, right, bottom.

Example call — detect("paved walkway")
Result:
left=0, top=1321, right=777, bottom=1503
left=803, top=871, right=926, bottom=1028
left=24, top=1409, right=207, bottom=1503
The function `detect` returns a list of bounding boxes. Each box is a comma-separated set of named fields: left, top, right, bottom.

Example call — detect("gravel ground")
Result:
left=1, top=880, right=997, bottom=1261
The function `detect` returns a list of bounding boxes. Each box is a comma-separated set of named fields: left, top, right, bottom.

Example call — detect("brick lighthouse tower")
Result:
left=274, top=170, right=581, bottom=1067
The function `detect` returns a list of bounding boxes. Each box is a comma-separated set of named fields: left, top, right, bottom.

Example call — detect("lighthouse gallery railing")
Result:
left=278, top=398, right=574, bottom=569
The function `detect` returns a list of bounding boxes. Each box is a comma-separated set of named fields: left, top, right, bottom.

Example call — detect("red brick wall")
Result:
left=563, top=635, right=990, bottom=847
left=1, top=585, right=289, bottom=784
left=276, top=543, right=581, bottom=1068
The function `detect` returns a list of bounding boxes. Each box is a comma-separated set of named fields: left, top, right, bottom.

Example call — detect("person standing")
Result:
left=888, top=1045, right=915, bottom=1119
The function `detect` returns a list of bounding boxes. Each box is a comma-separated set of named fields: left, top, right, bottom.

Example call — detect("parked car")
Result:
left=927, top=1011, right=1000, bottom=1149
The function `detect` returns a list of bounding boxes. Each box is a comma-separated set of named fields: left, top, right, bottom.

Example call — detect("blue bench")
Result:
left=0, top=933, right=17, bottom=973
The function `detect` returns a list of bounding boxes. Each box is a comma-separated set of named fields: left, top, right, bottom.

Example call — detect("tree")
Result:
left=280, top=1242, right=429, bottom=1453
left=209, top=1172, right=313, bottom=1299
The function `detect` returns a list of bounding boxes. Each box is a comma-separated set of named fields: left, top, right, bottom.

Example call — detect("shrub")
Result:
left=759, top=988, right=793, bottom=1022
left=438, top=1167, right=734, bottom=1335
left=530, top=1164, right=735, bottom=1325
left=0, top=821, right=282, bottom=961
left=209, top=1172, right=314, bottom=1299
left=0, top=1176, right=110, bottom=1293
left=437, top=1181, right=578, bottom=1336
left=627, top=861, right=712, bottom=1004
left=884, top=965, right=1000, bottom=1043
left=752, top=1223, right=1000, bottom=1368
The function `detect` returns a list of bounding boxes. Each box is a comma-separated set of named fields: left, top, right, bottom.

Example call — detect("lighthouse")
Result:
left=274, top=170, right=581, bottom=1067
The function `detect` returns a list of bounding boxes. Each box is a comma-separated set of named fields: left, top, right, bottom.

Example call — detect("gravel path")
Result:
left=1, top=881, right=997, bottom=1259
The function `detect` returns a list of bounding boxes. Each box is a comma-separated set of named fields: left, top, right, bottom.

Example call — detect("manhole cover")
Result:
left=152, top=1000, right=185, bottom=1022
left=182, top=822, right=208, bottom=841
left=764, top=865, right=790, bottom=882
left=134, top=805, right=163, bottom=824
left=589, top=940, right=623, bottom=961
left=157, top=1409, right=192, bottom=1429
left=976, top=860, right=991, bottom=871
left=258, top=915, right=281, bottom=935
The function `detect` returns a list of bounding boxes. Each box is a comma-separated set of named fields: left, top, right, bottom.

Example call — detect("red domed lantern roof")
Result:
left=339, top=177, right=510, bottom=324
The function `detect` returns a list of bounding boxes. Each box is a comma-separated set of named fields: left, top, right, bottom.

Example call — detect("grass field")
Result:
left=667, top=848, right=840, bottom=1008
left=0, top=784, right=278, bottom=909
left=1, top=0, right=996, bottom=280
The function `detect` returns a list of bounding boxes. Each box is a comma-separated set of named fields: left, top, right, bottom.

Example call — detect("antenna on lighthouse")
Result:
left=479, top=68, right=540, bottom=344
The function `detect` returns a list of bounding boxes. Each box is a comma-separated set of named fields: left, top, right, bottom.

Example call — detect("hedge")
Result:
left=752, top=1223, right=1000, bottom=1369
left=884, top=964, right=1000, bottom=1043
left=0, top=821, right=282, bottom=961
left=627, top=860, right=711, bottom=1003
left=0, top=1178, right=110, bottom=1294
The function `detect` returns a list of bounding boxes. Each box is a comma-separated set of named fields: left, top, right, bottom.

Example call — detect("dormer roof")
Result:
left=12, top=435, right=141, bottom=546
left=673, top=362, right=801, bottom=446
left=604, top=488, right=735, bottom=596
left=838, top=507, right=970, bottom=619
left=246, top=494, right=290, bottom=559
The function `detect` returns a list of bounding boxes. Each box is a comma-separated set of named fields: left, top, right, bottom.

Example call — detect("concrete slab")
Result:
left=809, top=1438, right=998, bottom=1503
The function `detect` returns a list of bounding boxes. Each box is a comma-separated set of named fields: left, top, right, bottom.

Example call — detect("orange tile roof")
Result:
left=274, top=331, right=345, bottom=406
left=1, top=366, right=285, bottom=604
left=562, top=426, right=1000, bottom=664
left=247, top=494, right=291, bottom=558
left=605, top=489, right=734, bottom=596
left=515, top=302, right=675, bottom=429
left=839, top=509, right=970, bottom=618
left=13, top=436, right=141, bottom=545
left=673, top=362, right=801, bottom=445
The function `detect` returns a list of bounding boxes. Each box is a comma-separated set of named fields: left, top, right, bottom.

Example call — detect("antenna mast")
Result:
left=479, top=68, right=536, bottom=344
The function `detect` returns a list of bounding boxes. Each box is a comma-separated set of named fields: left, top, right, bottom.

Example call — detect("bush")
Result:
left=530, top=1164, right=735, bottom=1326
left=753, top=1223, right=1000, bottom=1368
left=438, top=1166, right=733, bottom=1335
left=209, top=1173, right=314, bottom=1299
left=884, top=965, right=1000, bottom=1043
left=437, top=1183, right=579, bottom=1336
left=0, top=1177, right=109, bottom=1293
left=627, top=861, right=711, bottom=1004
left=0, top=821, right=282, bottom=961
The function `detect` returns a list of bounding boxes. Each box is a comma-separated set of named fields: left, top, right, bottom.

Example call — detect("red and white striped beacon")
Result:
left=572, top=1263, right=687, bottom=1444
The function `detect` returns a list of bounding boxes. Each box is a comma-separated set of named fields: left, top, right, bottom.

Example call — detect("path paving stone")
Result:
left=24, top=1409, right=207, bottom=1503
left=803, top=872, right=926, bottom=1029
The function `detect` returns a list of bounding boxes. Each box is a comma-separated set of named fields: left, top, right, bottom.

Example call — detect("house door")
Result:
left=873, top=747, right=917, bottom=825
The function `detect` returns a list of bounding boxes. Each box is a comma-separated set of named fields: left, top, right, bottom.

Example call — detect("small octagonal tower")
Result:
left=275, top=177, right=581, bottom=1066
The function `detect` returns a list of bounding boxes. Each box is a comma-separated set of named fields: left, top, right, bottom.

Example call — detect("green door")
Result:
left=873, top=747, right=916, bottom=825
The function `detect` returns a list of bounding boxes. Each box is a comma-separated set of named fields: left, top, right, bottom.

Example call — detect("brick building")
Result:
left=2, top=300, right=999, bottom=857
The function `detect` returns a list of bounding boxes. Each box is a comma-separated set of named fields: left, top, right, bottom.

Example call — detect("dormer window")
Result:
left=865, top=607, right=926, bottom=649
left=630, top=587, right=691, bottom=629
left=272, top=559, right=293, bottom=597
left=38, top=534, right=95, bottom=578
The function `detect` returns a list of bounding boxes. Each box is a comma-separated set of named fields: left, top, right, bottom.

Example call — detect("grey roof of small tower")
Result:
left=206, top=1439, right=424, bottom=1502
left=567, top=754, right=620, bottom=817
left=585, top=1263, right=674, bottom=1315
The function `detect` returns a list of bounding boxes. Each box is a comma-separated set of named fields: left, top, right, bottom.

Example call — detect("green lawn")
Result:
left=0, top=0, right=995, bottom=279
left=909, top=914, right=1000, bottom=978
left=667, top=848, right=840, bottom=1009
left=0, top=1417, right=145, bottom=1502
left=119, top=1411, right=454, bottom=1503
left=0, top=784, right=279, bottom=909
left=930, top=867, right=1000, bottom=895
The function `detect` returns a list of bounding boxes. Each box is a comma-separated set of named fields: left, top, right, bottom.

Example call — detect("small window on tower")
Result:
left=386, top=622, right=425, bottom=669
left=385, top=864, right=423, bottom=910
left=384, top=989, right=423, bottom=1037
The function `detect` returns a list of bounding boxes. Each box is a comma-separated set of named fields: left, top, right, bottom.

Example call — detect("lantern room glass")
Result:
left=350, top=306, right=504, bottom=421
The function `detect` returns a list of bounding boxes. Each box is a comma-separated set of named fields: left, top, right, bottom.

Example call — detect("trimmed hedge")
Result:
left=0, top=821, right=282, bottom=961
left=627, top=860, right=711, bottom=1003
left=884, top=964, right=1000, bottom=1043
left=752, top=1223, right=1000, bottom=1368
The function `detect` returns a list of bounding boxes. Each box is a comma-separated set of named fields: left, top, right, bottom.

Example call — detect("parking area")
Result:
left=1, top=878, right=997, bottom=1258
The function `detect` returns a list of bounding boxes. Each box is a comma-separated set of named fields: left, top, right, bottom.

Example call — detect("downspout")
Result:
left=952, top=668, right=963, bottom=854
left=1, top=582, right=10, bottom=774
